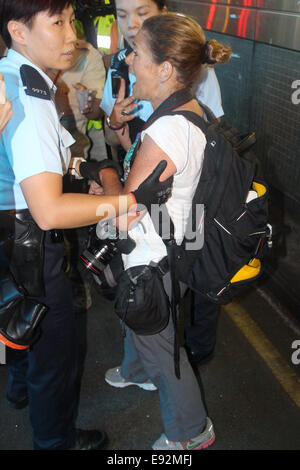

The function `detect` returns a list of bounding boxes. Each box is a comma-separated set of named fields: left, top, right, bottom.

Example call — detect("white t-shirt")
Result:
left=122, top=114, right=206, bottom=269
left=193, top=66, right=224, bottom=119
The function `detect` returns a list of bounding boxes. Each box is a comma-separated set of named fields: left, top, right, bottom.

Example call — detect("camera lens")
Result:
left=80, top=221, right=136, bottom=276
left=80, top=238, right=118, bottom=275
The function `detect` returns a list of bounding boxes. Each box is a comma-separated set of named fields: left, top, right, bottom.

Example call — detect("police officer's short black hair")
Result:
left=0, top=0, right=74, bottom=48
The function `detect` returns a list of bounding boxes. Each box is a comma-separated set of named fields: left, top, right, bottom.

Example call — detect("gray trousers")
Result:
left=87, top=127, right=108, bottom=162
left=120, top=273, right=207, bottom=442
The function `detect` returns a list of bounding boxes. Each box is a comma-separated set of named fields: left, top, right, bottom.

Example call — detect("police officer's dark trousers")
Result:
left=7, top=231, right=79, bottom=449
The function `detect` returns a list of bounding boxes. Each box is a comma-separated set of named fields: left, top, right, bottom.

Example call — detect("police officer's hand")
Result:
left=0, top=73, right=13, bottom=135
left=89, top=181, right=104, bottom=195
left=131, top=161, right=173, bottom=212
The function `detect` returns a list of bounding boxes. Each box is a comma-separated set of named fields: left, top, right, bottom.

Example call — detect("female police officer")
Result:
left=0, top=0, right=171, bottom=450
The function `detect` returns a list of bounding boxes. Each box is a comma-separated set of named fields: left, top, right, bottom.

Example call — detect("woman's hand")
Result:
left=0, top=73, right=13, bottom=135
left=89, top=181, right=104, bottom=195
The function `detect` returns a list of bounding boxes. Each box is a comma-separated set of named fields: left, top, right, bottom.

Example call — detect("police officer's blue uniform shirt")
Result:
left=0, top=49, right=75, bottom=210
left=100, top=68, right=153, bottom=120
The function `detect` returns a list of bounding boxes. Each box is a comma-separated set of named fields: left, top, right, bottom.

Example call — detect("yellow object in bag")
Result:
left=230, top=258, right=261, bottom=284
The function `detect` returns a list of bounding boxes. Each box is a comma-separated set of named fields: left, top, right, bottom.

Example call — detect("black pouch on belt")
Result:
left=114, top=258, right=170, bottom=335
left=0, top=272, right=48, bottom=350
left=0, top=210, right=45, bottom=298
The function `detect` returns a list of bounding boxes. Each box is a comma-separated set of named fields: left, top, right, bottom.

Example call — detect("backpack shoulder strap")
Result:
left=164, top=110, right=233, bottom=219
left=164, top=109, right=208, bottom=134
left=129, top=88, right=193, bottom=168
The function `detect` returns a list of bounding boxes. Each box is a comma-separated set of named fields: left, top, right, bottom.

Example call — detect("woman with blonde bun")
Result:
left=100, top=13, right=231, bottom=450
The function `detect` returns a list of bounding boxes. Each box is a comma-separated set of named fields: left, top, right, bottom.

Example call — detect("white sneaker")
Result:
left=105, top=366, right=157, bottom=391
left=152, top=417, right=215, bottom=450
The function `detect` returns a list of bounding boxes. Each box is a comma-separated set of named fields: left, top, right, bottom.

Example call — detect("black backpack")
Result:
left=131, top=90, right=272, bottom=378
left=131, top=89, right=272, bottom=305
left=130, top=89, right=272, bottom=378
left=166, top=110, right=271, bottom=305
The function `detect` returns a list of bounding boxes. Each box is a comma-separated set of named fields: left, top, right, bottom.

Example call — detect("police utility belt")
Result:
left=0, top=209, right=53, bottom=350
left=0, top=209, right=63, bottom=299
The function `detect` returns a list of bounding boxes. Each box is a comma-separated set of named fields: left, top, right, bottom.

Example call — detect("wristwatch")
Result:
left=70, top=157, right=85, bottom=179
left=106, top=115, right=125, bottom=131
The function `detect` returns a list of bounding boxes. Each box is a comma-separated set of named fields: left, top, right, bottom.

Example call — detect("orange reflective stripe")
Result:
left=110, top=20, right=119, bottom=54
left=0, top=333, right=29, bottom=350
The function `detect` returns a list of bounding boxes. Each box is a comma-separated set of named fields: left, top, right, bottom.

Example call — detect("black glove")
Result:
left=79, top=159, right=123, bottom=186
left=131, top=160, right=173, bottom=212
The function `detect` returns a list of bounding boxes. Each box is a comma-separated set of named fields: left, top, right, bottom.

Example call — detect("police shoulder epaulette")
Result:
left=20, top=64, right=51, bottom=101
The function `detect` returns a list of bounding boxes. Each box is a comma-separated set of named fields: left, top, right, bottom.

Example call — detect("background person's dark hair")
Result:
left=151, top=0, right=167, bottom=11
left=141, top=13, right=231, bottom=90
left=0, top=0, right=74, bottom=48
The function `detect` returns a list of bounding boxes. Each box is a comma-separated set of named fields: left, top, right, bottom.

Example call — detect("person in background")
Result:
left=49, top=38, right=107, bottom=161
left=69, top=1, right=117, bottom=161
left=86, top=5, right=116, bottom=160
left=47, top=37, right=108, bottom=312
left=73, top=1, right=118, bottom=69
left=100, top=0, right=224, bottom=158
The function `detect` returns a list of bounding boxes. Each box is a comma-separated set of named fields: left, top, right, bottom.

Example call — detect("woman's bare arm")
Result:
left=108, top=134, right=176, bottom=231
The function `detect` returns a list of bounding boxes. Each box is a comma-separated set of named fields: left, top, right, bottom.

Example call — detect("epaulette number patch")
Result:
left=20, top=64, right=51, bottom=101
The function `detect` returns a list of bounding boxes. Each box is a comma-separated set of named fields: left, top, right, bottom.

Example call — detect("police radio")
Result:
left=110, top=46, right=133, bottom=98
